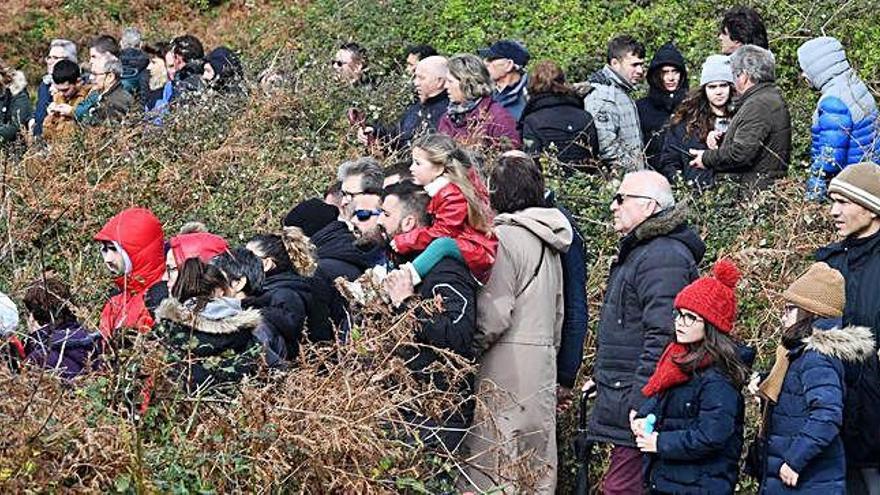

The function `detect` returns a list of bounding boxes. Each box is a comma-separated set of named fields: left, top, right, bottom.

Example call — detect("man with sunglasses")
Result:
left=332, top=42, right=369, bottom=87
left=585, top=170, right=705, bottom=495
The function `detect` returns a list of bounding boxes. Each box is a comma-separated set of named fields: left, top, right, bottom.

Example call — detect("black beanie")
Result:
left=282, top=198, right=339, bottom=236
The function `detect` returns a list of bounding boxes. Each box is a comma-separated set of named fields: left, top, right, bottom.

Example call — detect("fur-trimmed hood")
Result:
left=618, top=201, right=706, bottom=265
left=6, top=70, right=27, bottom=96
left=157, top=297, right=262, bottom=335
left=805, top=325, right=875, bottom=363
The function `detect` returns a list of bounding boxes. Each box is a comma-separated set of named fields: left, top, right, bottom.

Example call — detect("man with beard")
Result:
left=378, top=180, right=478, bottom=453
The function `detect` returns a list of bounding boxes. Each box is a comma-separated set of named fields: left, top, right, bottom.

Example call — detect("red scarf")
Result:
left=642, top=343, right=712, bottom=397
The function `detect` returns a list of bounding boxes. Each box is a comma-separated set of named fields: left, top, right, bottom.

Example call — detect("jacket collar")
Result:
left=157, top=297, right=262, bottom=335
left=594, top=65, right=635, bottom=93
left=424, top=176, right=450, bottom=197
left=423, top=90, right=449, bottom=107
left=816, top=228, right=880, bottom=261
left=738, top=81, right=775, bottom=103
left=804, top=325, right=876, bottom=362
left=494, top=73, right=528, bottom=106
left=522, top=92, right=582, bottom=115
left=617, top=202, right=702, bottom=262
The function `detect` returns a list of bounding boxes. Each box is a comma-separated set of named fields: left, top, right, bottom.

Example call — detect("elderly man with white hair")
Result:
left=583, top=170, right=706, bottom=494
left=689, top=44, right=792, bottom=190
left=358, top=55, right=450, bottom=150
left=32, top=39, right=79, bottom=139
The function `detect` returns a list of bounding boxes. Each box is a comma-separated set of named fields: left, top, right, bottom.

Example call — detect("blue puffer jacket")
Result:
left=798, top=37, right=879, bottom=199
left=761, top=325, right=875, bottom=494
left=639, top=366, right=745, bottom=494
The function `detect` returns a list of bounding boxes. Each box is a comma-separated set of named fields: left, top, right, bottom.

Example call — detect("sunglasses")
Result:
left=674, top=309, right=703, bottom=327
left=612, top=192, right=656, bottom=206
left=353, top=209, right=381, bottom=222
left=331, top=60, right=346, bottom=68
left=99, top=242, right=117, bottom=253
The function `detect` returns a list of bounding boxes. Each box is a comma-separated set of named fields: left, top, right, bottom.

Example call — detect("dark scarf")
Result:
left=446, top=98, right=481, bottom=127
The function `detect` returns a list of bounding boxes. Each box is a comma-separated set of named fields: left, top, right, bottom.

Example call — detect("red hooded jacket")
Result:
left=95, top=208, right=165, bottom=337
left=393, top=177, right=497, bottom=282
left=169, top=233, right=229, bottom=266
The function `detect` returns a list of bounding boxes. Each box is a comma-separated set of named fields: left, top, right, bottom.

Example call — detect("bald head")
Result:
left=623, top=170, right=675, bottom=209
left=611, top=170, right=675, bottom=235
left=414, top=55, right=448, bottom=103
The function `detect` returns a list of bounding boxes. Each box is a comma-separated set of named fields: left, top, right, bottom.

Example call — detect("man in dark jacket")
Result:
left=359, top=56, right=450, bottom=151
left=283, top=198, right=371, bottom=342
left=637, top=43, right=688, bottom=171
left=167, top=35, right=206, bottom=101
left=690, top=45, right=791, bottom=190
left=814, top=162, right=880, bottom=494
left=586, top=170, right=705, bottom=495
left=380, top=181, right=478, bottom=453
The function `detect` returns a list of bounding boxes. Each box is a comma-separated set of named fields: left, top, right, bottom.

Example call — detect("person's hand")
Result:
left=636, top=431, right=658, bottom=453
left=630, top=416, right=646, bottom=438
left=689, top=149, right=706, bottom=169
left=779, top=463, right=799, bottom=487
left=357, top=126, right=374, bottom=145
left=556, top=385, right=573, bottom=413
left=383, top=268, right=415, bottom=308
left=706, top=130, right=723, bottom=150
left=581, top=378, right=597, bottom=399
left=53, top=103, right=73, bottom=116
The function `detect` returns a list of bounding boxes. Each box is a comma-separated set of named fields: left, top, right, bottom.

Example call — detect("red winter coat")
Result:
left=169, top=232, right=229, bottom=266
left=95, top=208, right=166, bottom=337
left=437, top=96, right=522, bottom=150
left=393, top=178, right=497, bottom=282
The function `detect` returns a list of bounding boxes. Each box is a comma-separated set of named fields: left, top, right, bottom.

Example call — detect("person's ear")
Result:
left=402, top=215, right=416, bottom=232
left=232, top=276, right=247, bottom=295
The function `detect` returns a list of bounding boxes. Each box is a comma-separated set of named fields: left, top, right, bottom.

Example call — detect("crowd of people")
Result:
left=1, top=4, right=880, bottom=494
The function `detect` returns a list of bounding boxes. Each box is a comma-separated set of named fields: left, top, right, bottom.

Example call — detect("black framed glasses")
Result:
left=674, top=309, right=703, bottom=327
left=331, top=59, right=346, bottom=68
left=99, top=241, right=117, bottom=253
left=353, top=209, right=381, bottom=222
left=612, top=192, right=657, bottom=206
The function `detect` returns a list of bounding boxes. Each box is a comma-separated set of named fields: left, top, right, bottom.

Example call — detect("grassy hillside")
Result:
left=1, top=0, right=878, bottom=492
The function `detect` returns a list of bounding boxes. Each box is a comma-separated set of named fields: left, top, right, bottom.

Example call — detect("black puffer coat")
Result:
left=637, top=43, right=688, bottom=171
left=157, top=297, right=262, bottom=392
left=816, top=230, right=880, bottom=468
left=519, top=93, right=599, bottom=167
left=307, top=221, right=371, bottom=342
left=588, top=203, right=705, bottom=446
left=243, top=269, right=312, bottom=358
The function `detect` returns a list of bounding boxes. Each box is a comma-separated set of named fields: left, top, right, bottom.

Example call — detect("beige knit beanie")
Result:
left=782, top=262, right=845, bottom=318
left=828, top=162, right=880, bottom=215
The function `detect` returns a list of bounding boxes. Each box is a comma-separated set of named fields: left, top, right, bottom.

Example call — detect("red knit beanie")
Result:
left=674, top=259, right=741, bottom=333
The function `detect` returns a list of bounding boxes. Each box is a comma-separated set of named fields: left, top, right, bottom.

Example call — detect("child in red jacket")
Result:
left=392, top=133, right=497, bottom=283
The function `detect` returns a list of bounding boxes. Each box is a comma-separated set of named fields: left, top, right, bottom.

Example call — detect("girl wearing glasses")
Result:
left=391, top=133, right=497, bottom=284
left=630, top=259, right=750, bottom=494
left=754, top=263, right=874, bottom=493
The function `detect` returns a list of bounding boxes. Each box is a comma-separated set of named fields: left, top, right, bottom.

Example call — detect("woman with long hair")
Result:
left=632, top=260, right=750, bottom=494
left=755, top=263, right=874, bottom=493
left=658, top=55, right=736, bottom=189
left=437, top=54, right=521, bottom=150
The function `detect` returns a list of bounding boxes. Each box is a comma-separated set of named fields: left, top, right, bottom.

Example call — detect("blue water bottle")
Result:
left=644, top=414, right=657, bottom=435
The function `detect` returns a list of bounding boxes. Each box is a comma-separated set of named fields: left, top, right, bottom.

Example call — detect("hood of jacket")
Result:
left=7, top=70, right=27, bottom=96
left=798, top=37, right=852, bottom=91
left=625, top=202, right=706, bottom=262
left=522, top=92, right=583, bottom=116
left=311, top=220, right=371, bottom=270
left=588, top=65, right=635, bottom=93
left=804, top=325, right=875, bottom=363
left=94, top=207, right=166, bottom=294
left=157, top=297, right=262, bottom=335
left=494, top=207, right=573, bottom=253
left=646, top=43, right=689, bottom=111
left=169, top=232, right=229, bottom=266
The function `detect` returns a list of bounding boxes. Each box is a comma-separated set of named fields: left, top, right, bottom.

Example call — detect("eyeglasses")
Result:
left=612, top=192, right=657, bottom=206
left=331, top=60, right=346, bottom=68
left=674, top=309, right=703, bottom=327
left=353, top=209, right=382, bottom=222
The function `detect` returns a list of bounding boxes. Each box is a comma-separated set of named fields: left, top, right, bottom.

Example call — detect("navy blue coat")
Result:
left=373, top=91, right=449, bottom=150
left=761, top=326, right=875, bottom=494
left=588, top=204, right=705, bottom=446
left=554, top=203, right=589, bottom=389
left=639, top=367, right=744, bottom=494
